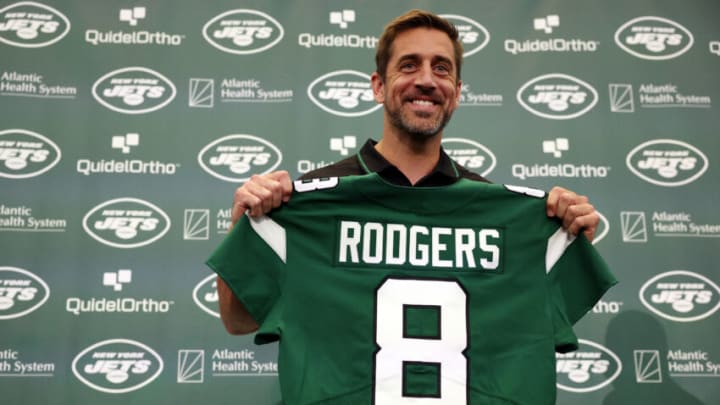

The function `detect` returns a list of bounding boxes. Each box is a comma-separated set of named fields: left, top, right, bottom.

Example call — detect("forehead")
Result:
left=389, top=27, right=456, bottom=63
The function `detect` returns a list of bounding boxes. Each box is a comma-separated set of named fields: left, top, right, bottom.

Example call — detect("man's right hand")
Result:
left=230, top=170, right=293, bottom=229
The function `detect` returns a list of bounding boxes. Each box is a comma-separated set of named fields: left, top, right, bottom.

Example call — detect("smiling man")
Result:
left=209, top=9, right=614, bottom=405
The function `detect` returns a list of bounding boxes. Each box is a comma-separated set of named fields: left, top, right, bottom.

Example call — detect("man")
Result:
left=209, top=10, right=614, bottom=404
left=219, top=10, right=600, bottom=336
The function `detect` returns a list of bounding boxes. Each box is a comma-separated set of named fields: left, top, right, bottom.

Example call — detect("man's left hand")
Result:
left=546, top=186, right=598, bottom=242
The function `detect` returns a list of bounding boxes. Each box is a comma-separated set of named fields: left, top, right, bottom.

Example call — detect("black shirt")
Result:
left=299, top=139, right=490, bottom=186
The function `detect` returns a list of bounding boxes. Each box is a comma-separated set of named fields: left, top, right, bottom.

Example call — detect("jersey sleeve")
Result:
left=546, top=230, right=617, bottom=352
left=205, top=214, right=286, bottom=328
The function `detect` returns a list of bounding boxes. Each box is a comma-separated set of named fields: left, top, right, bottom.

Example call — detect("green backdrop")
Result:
left=1, top=0, right=718, bottom=403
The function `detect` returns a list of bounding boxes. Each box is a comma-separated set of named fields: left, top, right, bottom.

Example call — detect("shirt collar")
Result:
left=357, top=139, right=460, bottom=186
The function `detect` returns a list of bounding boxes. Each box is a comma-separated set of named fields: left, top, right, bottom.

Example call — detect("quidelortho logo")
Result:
left=0, top=1, right=70, bottom=48
left=66, top=269, right=174, bottom=316
left=0, top=266, right=49, bottom=320
left=82, top=198, right=171, bottom=249
left=307, top=70, right=380, bottom=117
left=92, top=67, right=176, bottom=114
left=72, top=339, right=163, bottom=394
left=85, top=6, right=184, bottom=46
left=198, top=134, right=282, bottom=182
left=439, top=14, right=489, bottom=57
left=0, top=129, right=61, bottom=179
left=614, top=16, right=693, bottom=60
left=512, top=138, right=610, bottom=181
left=517, top=74, right=597, bottom=120
left=556, top=339, right=622, bottom=393
left=626, top=139, right=708, bottom=187
left=297, top=135, right=356, bottom=174
left=298, top=9, right=377, bottom=50
left=441, top=137, right=496, bottom=177
left=505, top=15, right=599, bottom=55
left=203, top=9, right=283, bottom=55
left=76, top=133, right=179, bottom=176
left=193, top=274, right=219, bottom=318
left=640, top=270, right=720, bottom=322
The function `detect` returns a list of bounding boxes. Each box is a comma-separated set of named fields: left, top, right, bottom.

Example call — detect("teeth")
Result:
left=412, top=100, right=434, bottom=106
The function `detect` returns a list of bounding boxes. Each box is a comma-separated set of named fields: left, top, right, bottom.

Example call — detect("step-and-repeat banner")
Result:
left=1, top=0, right=718, bottom=404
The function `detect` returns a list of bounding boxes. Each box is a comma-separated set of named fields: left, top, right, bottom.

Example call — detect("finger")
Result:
left=243, top=180, right=273, bottom=217
left=249, top=174, right=284, bottom=212
left=546, top=186, right=567, bottom=217
left=564, top=205, right=598, bottom=238
left=231, top=188, right=250, bottom=224
left=268, top=170, right=293, bottom=202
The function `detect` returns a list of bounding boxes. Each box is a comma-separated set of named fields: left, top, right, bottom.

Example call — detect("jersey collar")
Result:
left=356, top=139, right=461, bottom=187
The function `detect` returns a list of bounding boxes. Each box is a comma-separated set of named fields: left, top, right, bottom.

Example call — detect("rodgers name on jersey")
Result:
left=337, top=220, right=502, bottom=271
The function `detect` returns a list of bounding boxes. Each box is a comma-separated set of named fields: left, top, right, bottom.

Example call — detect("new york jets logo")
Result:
left=626, top=139, right=708, bottom=187
left=517, top=73, right=598, bottom=120
left=640, top=270, right=720, bottom=322
left=203, top=9, right=284, bottom=55
left=92, top=67, right=176, bottom=114
left=615, top=16, right=694, bottom=60
left=556, top=339, right=622, bottom=393
left=307, top=70, right=381, bottom=117
left=198, top=134, right=282, bottom=182
left=0, top=266, right=50, bottom=320
left=83, top=198, right=171, bottom=248
left=438, top=14, right=490, bottom=57
left=0, top=1, right=70, bottom=48
left=72, top=339, right=163, bottom=394
left=192, top=274, right=219, bottom=318
left=0, top=129, right=61, bottom=179
left=441, top=137, right=496, bottom=177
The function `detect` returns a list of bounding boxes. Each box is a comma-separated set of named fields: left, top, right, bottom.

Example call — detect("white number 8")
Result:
left=374, top=278, right=468, bottom=404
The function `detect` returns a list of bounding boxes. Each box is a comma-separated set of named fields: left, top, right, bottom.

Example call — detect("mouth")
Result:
left=405, top=95, right=441, bottom=111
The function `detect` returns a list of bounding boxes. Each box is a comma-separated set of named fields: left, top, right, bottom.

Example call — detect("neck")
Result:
left=375, top=126, right=442, bottom=185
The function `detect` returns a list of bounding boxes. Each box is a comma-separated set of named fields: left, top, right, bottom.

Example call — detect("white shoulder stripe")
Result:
left=546, top=227, right=576, bottom=274
left=248, top=215, right=287, bottom=263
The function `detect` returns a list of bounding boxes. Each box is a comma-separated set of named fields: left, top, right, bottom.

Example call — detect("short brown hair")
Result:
left=375, top=9, right=463, bottom=81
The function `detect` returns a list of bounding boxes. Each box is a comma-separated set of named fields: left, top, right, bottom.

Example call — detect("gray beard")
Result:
left=387, top=107, right=452, bottom=141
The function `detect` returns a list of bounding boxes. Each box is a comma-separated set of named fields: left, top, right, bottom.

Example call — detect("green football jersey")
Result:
left=207, top=173, right=616, bottom=405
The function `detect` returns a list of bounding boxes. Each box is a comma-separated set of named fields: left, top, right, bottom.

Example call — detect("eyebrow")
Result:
left=396, top=53, right=455, bottom=68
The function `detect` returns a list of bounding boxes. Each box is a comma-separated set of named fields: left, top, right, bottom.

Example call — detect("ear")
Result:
left=371, top=72, right=384, bottom=103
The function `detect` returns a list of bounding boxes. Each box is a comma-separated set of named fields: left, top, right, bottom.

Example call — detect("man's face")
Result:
left=372, top=27, right=461, bottom=140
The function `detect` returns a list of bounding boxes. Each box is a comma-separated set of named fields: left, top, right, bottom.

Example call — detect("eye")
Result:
left=400, top=62, right=416, bottom=72
left=434, top=64, right=451, bottom=75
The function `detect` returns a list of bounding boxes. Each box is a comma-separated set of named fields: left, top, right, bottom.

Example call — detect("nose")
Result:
left=414, top=63, right=436, bottom=89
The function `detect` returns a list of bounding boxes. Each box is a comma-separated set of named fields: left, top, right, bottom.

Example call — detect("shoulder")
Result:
left=297, top=155, right=364, bottom=180
left=456, top=164, right=492, bottom=183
